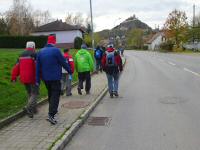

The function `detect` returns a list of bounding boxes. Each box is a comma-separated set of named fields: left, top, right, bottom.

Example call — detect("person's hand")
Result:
left=11, top=80, right=16, bottom=85
left=35, top=82, right=40, bottom=87
left=69, top=75, right=73, bottom=81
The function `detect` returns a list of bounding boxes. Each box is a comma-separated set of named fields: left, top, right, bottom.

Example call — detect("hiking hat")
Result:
left=47, top=35, right=56, bottom=45
left=81, top=44, right=87, bottom=49
left=26, top=41, right=36, bottom=51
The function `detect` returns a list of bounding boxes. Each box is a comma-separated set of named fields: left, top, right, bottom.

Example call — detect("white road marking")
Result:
left=168, top=62, right=176, bottom=66
left=184, top=68, right=200, bottom=77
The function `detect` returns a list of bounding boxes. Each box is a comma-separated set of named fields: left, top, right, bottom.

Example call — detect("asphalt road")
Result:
left=65, top=51, right=200, bottom=150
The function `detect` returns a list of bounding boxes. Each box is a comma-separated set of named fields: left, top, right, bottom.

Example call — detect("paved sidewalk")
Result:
left=0, top=73, right=107, bottom=150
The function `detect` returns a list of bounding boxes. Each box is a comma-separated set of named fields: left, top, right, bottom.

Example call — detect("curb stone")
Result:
left=51, top=87, right=108, bottom=150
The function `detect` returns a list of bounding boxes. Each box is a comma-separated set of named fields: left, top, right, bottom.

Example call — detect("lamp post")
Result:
left=89, top=0, right=95, bottom=50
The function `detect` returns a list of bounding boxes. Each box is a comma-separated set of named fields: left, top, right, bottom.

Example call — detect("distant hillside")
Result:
left=97, top=15, right=152, bottom=40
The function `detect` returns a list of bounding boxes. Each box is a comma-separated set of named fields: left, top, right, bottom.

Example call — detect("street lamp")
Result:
left=89, top=0, right=95, bottom=50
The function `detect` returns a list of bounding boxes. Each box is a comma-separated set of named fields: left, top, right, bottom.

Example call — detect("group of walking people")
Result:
left=11, top=35, right=123, bottom=125
left=94, top=45, right=123, bottom=98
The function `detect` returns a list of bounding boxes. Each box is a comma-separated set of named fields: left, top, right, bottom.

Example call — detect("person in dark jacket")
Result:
left=11, top=41, right=38, bottom=118
left=101, top=45, right=123, bottom=98
left=36, top=35, right=72, bottom=125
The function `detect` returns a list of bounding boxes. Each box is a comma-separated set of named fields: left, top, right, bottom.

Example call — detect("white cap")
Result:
left=26, top=41, right=35, bottom=49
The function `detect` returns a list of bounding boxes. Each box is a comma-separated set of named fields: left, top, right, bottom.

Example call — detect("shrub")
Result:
left=0, top=36, right=48, bottom=48
left=143, top=45, right=148, bottom=50
left=160, top=41, right=174, bottom=52
left=74, top=37, right=83, bottom=49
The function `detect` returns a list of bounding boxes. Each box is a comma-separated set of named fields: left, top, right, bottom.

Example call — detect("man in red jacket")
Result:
left=11, top=41, right=38, bottom=118
left=101, top=45, right=123, bottom=98
left=61, top=48, right=75, bottom=96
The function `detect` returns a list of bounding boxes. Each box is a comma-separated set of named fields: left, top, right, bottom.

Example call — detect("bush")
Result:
left=160, top=41, right=174, bottom=52
left=143, top=45, right=148, bottom=50
left=0, top=36, right=48, bottom=48
left=74, top=37, right=83, bottom=49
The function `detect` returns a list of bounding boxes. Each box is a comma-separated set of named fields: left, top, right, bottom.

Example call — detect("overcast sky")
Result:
left=1, top=0, right=200, bottom=31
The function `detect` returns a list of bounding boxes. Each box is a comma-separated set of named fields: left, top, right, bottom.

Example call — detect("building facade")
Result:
left=32, top=20, right=84, bottom=48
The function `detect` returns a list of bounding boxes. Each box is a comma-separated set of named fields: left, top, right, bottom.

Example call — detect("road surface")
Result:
left=65, top=51, right=200, bottom=150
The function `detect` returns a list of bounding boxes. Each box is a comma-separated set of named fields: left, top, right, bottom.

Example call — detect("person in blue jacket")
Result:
left=36, top=35, right=72, bottom=125
left=94, top=45, right=103, bottom=73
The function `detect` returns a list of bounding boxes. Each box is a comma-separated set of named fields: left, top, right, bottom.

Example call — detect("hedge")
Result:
left=0, top=36, right=48, bottom=48
left=160, top=41, right=174, bottom=52
left=74, top=37, right=83, bottom=49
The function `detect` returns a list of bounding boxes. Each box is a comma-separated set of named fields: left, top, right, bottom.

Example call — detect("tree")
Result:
left=86, top=23, right=92, bottom=34
left=74, top=37, right=83, bottom=49
left=0, top=14, right=8, bottom=35
left=33, top=10, right=52, bottom=27
left=164, top=9, right=188, bottom=48
left=65, top=12, right=84, bottom=26
left=6, top=0, right=34, bottom=35
left=194, top=12, right=200, bottom=26
left=187, top=27, right=200, bottom=42
left=84, top=33, right=100, bottom=47
left=126, top=28, right=144, bottom=49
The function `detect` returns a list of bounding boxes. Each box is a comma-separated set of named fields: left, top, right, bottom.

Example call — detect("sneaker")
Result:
left=47, top=115, right=57, bottom=125
left=32, top=107, right=38, bottom=114
left=23, top=107, right=33, bottom=118
left=78, top=88, right=82, bottom=95
left=61, top=91, right=64, bottom=95
left=66, top=93, right=72, bottom=96
left=86, top=91, right=90, bottom=95
left=113, top=91, right=119, bottom=97
left=110, top=93, right=114, bottom=98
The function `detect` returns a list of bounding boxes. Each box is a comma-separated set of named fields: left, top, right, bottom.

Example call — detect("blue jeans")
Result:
left=106, top=73, right=119, bottom=94
left=95, top=59, right=102, bottom=71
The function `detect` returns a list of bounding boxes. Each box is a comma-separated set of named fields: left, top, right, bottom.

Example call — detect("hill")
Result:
left=97, top=15, right=152, bottom=41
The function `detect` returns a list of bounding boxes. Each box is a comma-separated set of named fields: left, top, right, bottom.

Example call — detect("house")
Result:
left=146, top=32, right=166, bottom=50
left=32, top=20, right=85, bottom=48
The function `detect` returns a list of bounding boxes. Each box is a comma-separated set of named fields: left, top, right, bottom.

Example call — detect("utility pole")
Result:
left=193, top=4, right=196, bottom=45
left=89, top=0, right=95, bottom=50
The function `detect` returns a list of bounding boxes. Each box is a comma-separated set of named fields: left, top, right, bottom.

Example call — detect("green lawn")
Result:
left=0, top=48, right=94, bottom=120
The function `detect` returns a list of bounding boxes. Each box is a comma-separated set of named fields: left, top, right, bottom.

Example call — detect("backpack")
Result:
left=106, top=51, right=116, bottom=67
left=95, top=49, right=102, bottom=59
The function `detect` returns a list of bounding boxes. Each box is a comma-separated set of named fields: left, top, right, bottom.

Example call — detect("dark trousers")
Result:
left=44, top=80, right=61, bottom=117
left=78, top=71, right=91, bottom=92
left=24, top=84, right=39, bottom=111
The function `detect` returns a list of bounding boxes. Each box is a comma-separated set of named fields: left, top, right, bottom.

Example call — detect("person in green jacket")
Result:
left=75, top=44, right=94, bottom=95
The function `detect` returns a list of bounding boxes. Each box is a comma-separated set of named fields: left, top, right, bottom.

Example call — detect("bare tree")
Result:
left=65, top=12, right=87, bottom=27
left=6, top=0, right=34, bottom=35
left=0, top=13, right=8, bottom=35
left=33, top=10, right=52, bottom=27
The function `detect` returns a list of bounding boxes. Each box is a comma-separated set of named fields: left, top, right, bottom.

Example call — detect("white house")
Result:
left=32, top=20, right=85, bottom=48
left=146, top=32, right=166, bottom=50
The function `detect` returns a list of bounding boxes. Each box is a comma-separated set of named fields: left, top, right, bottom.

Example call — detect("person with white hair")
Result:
left=11, top=41, right=39, bottom=118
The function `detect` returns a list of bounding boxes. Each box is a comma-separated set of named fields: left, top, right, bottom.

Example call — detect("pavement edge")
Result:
left=51, top=87, right=108, bottom=150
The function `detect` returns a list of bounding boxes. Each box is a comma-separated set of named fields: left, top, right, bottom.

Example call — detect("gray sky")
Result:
left=1, top=0, right=200, bottom=31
